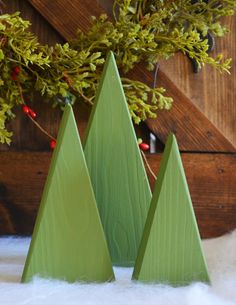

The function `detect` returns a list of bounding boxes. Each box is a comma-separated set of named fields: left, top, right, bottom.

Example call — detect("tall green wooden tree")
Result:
left=132, top=133, right=210, bottom=286
left=22, top=105, right=114, bottom=283
left=83, top=51, right=152, bottom=266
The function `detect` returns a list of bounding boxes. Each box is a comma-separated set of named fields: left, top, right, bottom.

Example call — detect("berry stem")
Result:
left=17, top=81, right=56, bottom=142
left=27, top=114, right=56, bottom=141
left=140, top=150, right=157, bottom=180
left=63, top=72, right=94, bottom=105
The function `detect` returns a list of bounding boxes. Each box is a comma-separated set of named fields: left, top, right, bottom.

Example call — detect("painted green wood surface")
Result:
left=132, top=133, right=210, bottom=285
left=21, top=105, right=114, bottom=283
left=83, top=51, right=152, bottom=266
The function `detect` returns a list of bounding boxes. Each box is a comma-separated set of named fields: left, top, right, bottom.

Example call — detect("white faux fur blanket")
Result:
left=0, top=230, right=236, bottom=305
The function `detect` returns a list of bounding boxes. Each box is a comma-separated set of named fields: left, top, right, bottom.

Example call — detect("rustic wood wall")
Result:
left=160, top=15, right=236, bottom=147
left=0, top=0, right=236, bottom=237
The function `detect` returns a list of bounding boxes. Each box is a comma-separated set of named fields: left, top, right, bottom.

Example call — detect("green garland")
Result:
left=0, top=0, right=235, bottom=144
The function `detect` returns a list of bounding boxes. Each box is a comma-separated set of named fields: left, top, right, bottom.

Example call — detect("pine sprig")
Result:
left=0, top=0, right=235, bottom=145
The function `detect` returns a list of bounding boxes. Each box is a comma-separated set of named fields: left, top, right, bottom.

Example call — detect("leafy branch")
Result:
left=0, top=0, right=235, bottom=144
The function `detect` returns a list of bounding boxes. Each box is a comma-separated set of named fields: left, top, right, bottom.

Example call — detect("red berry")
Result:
left=139, top=142, right=150, bottom=151
left=22, top=105, right=30, bottom=114
left=29, top=108, right=37, bottom=119
left=50, top=139, right=56, bottom=150
left=13, top=66, right=21, bottom=75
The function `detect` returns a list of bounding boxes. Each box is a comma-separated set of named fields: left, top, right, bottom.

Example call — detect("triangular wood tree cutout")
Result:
left=132, top=133, right=210, bottom=285
left=22, top=105, right=114, bottom=283
left=83, top=51, right=152, bottom=266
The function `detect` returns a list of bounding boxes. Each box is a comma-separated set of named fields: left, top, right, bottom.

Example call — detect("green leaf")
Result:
left=0, top=49, right=4, bottom=61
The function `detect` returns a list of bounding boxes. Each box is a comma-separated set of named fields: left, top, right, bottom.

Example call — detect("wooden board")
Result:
left=133, top=134, right=210, bottom=285
left=84, top=52, right=152, bottom=266
left=0, top=152, right=236, bottom=237
left=160, top=15, right=236, bottom=147
left=28, top=0, right=105, bottom=38
left=128, top=66, right=236, bottom=152
left=22, top=105, right=114, bottom=283
left=3, top=0, right=64, bottom=45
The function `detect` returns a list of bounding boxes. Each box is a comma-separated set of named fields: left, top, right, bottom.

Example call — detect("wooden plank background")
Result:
left=1, top=152, right=236, bottom=237
left=160, top=15, right=236, bottom=147
left=0, top=0, right=236, bottom=237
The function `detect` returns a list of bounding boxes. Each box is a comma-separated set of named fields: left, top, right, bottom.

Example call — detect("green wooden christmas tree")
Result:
left=132, top=133, right=210, bottom=286
left=22, top=105, right=114, bottom=283
left=83, top=51, right=152, bottom=266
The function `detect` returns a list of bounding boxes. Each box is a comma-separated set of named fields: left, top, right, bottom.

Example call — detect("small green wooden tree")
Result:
left=132, top=133, right=210, bottom=286
left=84, top=51, right=152, bottom=266
left=22, top=105, right=114, bottom=283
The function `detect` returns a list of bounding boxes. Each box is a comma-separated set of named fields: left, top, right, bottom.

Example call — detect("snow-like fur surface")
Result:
left=0, top=230, right=236, bottom=305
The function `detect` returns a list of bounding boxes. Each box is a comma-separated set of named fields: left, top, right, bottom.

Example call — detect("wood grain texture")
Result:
left=22, top=105, right=114, bottom=283
left=0, top=152, right=236, bottom=238
left=127, top=66, right=236, bottom=152
left=84, top=52, right=152, bottom=266
left=133, top=134, right=210, bottom=285
left=160, top=16, right=236, bottom=147
left=28, top=0, right=104, bottom=39
left=3, top=0, right=64, bottom=45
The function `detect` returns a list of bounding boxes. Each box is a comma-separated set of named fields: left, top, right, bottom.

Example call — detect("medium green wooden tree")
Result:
left=22, top=105, right=114, bottom=283
left=83, top=51, right=152, bottom=266
left=132, top=133, right=210, bottom=286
